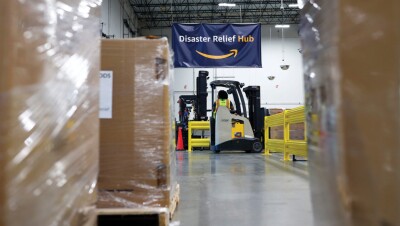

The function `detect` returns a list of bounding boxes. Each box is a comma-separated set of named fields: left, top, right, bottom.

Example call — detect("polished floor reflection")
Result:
left=173, top=151, right=313, bottom=226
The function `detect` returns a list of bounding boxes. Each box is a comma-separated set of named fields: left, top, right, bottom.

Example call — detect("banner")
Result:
left=172, top=23, right=261, bottom=68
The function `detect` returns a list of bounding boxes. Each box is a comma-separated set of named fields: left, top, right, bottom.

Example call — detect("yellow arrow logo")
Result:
left=196, top=49, right=238, bottom=60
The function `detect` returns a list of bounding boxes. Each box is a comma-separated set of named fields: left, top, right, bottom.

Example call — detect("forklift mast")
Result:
left=196, top=71, right=208, bottom=121
left=243, top=86, right=265, bottom=141
left=178, top=71, right=208, bottom=121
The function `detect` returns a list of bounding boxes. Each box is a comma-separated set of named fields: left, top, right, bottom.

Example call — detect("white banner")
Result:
left=99, top=71, right=113, bottom=119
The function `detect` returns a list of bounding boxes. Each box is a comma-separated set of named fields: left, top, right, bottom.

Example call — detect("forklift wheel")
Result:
left=252, top=142, right=263, bottom=153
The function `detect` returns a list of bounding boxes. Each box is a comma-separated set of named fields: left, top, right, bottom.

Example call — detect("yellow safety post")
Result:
left=264, top=112, right=285, bottom=155
left=284, top=106, right=307, bottom=160
left=188, top=121, right=210, bottom=152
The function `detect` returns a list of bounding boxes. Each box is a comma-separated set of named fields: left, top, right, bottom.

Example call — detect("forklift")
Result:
left=210, top=80, right=265, bottom=153
left=177, top=70, right=208, bottom=123
left=176, top=71, right=209, bottom=150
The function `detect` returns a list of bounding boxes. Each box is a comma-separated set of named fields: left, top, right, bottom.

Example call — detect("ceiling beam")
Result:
left=132, top=0, right=296, bottom=7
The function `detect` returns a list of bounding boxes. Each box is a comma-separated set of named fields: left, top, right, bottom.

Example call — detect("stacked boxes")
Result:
left=300, top=0, right=400, bottom=225
left=268, top=109, right=285, bottom=139
left=268, top=109, right=305, bottom=140
left=98, top=38, right=176, bottom=209
left=0, top=0, right=101, bottom=226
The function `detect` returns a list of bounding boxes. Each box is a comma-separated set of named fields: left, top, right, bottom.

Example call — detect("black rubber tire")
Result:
left=252, top=141, right=263, bottom=153
left=211, top=145, right=220, bottom=153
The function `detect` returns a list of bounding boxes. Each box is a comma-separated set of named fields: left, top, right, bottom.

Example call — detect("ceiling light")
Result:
left=280, top=65, right=290, bottom=70
left=218, top=3, right=236, bottom=7
left=297, top=0, right=305, bottom=9
left=275, top=24, right=290, bottom=28
left=289, top=4, right=299, bottom=8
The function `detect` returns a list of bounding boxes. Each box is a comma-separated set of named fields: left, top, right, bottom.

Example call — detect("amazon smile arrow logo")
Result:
left=196, top=49, right=238, bottom=60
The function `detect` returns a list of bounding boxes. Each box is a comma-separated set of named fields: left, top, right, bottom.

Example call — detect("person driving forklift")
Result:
left=212, top=90, right=234, bottom=117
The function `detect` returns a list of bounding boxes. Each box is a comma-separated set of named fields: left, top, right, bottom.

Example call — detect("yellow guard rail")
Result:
left=188, top=121, right=210, bottom=152
left=264, top=112, right=285, bottom=155
left=264, top=106, right=307, bottom=160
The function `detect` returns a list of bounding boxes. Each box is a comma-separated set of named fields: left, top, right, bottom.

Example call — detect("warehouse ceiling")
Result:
left=129, top=0, right=300, bottom=29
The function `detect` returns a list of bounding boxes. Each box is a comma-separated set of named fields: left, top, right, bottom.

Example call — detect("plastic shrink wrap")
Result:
left=97, top=38, right=177, bottom=209
left=0, top=0, right=101, bottom=225
left=300, top=0, right=400, bottom=225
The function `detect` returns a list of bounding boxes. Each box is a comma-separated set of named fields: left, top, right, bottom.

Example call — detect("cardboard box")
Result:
left=98, top=38, right=176, bottom=208
left=267, top=109, right=305, bottom=140
left=301, top=1, right=400, bottom=225
left=268, top=108, right=284, bottom=115
left=0, top=1, right=100, bottom=225
left=267, top=109, right=284, bottom=139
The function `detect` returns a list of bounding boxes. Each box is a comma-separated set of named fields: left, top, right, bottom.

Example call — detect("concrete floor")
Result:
left=173, top=151, right=313, bottom=226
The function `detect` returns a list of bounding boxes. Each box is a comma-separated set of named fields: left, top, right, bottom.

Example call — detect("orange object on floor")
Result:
left=176, top=127, right=184, bottom=151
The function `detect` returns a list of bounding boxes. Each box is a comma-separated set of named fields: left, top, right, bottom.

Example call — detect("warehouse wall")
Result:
left=99, top=2, right=304, bottom=119
left=141, top=25, right=304, bottom=120
left=101, top=0, right=138, bottom=38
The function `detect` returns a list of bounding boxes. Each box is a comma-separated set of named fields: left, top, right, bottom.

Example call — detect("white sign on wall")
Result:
left=99, top=71, right=113, bottom=119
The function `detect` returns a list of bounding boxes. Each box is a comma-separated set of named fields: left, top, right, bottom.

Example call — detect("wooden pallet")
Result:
left=96, top=208, right=169, bottom=226
left=96, top=184, right=180, bottom=225
left=169, top=184, right=180, bottom=219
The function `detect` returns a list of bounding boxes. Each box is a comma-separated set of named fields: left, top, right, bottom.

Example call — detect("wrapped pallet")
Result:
left=97, top=38, right=177, bottom=209
left=300, top=0, right=400, bottom=225
left=0, top=0, right=101, bottom=225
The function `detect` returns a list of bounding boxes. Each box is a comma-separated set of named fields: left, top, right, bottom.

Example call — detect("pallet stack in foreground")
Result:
left=300, top=0, right=400, bottom=225
left=97, top=38, right=178, bottom=225
left=0, top=0, right=101, bottom=225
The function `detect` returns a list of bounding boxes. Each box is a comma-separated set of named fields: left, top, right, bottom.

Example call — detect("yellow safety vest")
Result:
left=213, top=99, right=230, bottom=117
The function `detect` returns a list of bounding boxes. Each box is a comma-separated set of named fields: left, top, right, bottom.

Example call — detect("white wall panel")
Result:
left=141, top=25, right=304, bottom=120
left=101, top=0, right=137, bottom=38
